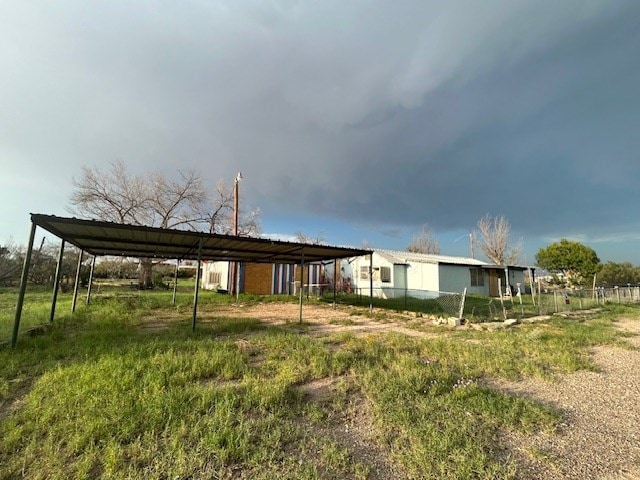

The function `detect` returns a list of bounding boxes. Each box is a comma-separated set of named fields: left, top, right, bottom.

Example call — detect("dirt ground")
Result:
left=197, top=301, right=437, bottom=337
left=190, top=302, right=640, bottom=480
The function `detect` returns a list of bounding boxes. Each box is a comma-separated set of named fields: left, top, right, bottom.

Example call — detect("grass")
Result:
left=0, top=285, right=637, bottom=479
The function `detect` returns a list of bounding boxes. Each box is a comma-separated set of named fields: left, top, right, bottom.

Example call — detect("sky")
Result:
left=1, top=0, right=639, bottom=266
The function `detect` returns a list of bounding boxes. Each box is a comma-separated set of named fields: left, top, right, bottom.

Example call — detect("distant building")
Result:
left=343, top=250, right=533, bottom=298
left=201, top=250, right=534, bottom=298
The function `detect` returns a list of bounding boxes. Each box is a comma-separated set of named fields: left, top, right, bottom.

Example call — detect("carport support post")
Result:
left=71, top=250, right=84, bottom=313
left=236, top=263, right=241, bottom=302
left=49, top=239, right=66, bottom=323
left=172, top=259, right=179, bottom=305
left=369, top=253, right=373, bottom=313
left=333, top=259, right=337, bottom=309
left=86, top=256, right=96, bottom=305
left=192, top=239, right=203, bottom=331
left=299, top=253, right=304, bottom=323
left=11, top=221, right=37, bottom=347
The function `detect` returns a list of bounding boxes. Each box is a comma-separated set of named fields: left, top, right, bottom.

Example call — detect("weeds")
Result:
left=0, top=288, right=636, bottom=479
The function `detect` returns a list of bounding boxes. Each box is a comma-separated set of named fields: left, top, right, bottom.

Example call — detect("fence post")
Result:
left=518, top=287, right=524, bottom=315
left=553, top=291, right=558, bottom=313
left=458, top=288, right=467, bottom=320
left=578, top=291, right=583, bottom=309
left=498, top=279, right=507, bottom=320
left=617, top=288, right=621, bottom=304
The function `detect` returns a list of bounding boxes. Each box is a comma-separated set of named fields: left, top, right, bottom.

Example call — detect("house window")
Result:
left=208, top=271, right=222, bottom=285
left=360, top=266, right=369, bottom=280
left=380, top=266, right=391, bottom=283
left=470, top=268, right=484, bottom=287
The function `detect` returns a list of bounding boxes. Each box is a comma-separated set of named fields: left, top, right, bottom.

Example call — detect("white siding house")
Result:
left=202, top=261, right=231, bottom=291
left=343, top=250, right=531, bottom=299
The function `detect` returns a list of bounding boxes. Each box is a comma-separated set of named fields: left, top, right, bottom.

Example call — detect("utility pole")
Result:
left=231, top=172, right=242, bottom=297
left=469, top=232, right=475, bottom=259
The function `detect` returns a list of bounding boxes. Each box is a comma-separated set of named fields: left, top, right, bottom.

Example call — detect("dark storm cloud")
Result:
left=260, top=0, right=640, bottom=238
left=1, top=0, right=639, bottom=248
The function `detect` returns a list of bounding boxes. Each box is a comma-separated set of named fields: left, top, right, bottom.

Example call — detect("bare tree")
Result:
left=295, top=229, right=326, bottom=245
left=0, top=241, right=22, bottom=285
left=407, top=224, right=441, bottom=254
left=199, top=179, right=262, bottom=236
left=474, top=214, right=522, bottom=265
left=69, top=161, right=261, bottom=287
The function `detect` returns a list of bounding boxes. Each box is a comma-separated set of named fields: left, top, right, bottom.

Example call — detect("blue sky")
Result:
left=1, top=1, right=639, bottom=265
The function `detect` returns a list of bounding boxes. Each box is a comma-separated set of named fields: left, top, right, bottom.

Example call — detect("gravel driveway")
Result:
left=493, top=317, right=640, bottom=480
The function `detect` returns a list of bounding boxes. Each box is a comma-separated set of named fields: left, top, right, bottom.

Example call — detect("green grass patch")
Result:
left=1, top=288, right=636, bottom=478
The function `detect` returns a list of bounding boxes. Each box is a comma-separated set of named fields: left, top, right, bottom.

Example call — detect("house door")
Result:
left=488, top=270, right=499, bottom=297
left=488, top=269, right=507, bottom=297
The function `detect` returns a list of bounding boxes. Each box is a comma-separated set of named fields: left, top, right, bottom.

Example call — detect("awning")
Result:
left=11, top=214, right=373, bottom=347
left=30, top=214, right=371, bottom=263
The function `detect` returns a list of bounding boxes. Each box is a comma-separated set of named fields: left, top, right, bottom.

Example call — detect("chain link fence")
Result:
left=333, top=287, right=467, bottom=319
left=326, top=285, right=640, bottom=323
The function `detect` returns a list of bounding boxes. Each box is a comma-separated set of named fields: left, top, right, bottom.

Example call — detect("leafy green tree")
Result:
left=535, top=239, right=600, bottom=287
left=597, top=261, right=639, bottom=286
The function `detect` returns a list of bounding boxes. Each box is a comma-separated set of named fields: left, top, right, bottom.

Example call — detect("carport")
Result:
left=12, top=214, right=373, bottom=346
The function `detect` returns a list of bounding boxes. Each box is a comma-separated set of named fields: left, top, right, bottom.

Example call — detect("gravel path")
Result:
left=493, top=317, right=640, bottom=480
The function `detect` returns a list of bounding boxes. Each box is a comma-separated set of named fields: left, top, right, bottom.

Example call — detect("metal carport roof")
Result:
left=11, top=214, right=373, bottom=347
left=29, top=214, right=371, bottom=264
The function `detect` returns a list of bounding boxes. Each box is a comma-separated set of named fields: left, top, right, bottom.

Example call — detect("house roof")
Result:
left=372, top=249, right=534, bottom=270
left=29, top=214, right=371, bottom=264
left=375, top=249, right=488, bottom=267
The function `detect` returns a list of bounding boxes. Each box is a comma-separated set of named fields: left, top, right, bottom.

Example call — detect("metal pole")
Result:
left=299, top=253, right=304, bottom=323
left=86, top=256, right=96, bottom=305
left=192, top=239, right=203, bottom=332
left=11, top=221, right=37, bottom=347
left=498, top=278, right=506, bottom=320
left=528, top=267, right=536, bottom=307
left=333, top=259, right=337, bottom=309
left=369, top=253, right=373, bottom=313
left=404, top=287, right=408, bottom=311
left=172, top=259, right=179, bottom=305
left=236, top=262, right=241, bottom=302
left=71, top=250, right=84, bottom=313
left=232, top=172, right=241, bottom=298
left=49, top=239, right=65, bottom=323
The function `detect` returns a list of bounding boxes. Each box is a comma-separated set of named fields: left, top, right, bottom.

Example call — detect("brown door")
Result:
left=488, top=269, right=499, bottom=297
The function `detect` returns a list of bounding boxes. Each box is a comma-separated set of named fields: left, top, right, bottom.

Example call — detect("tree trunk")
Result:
left=139, top=258, right=154, bottom=289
